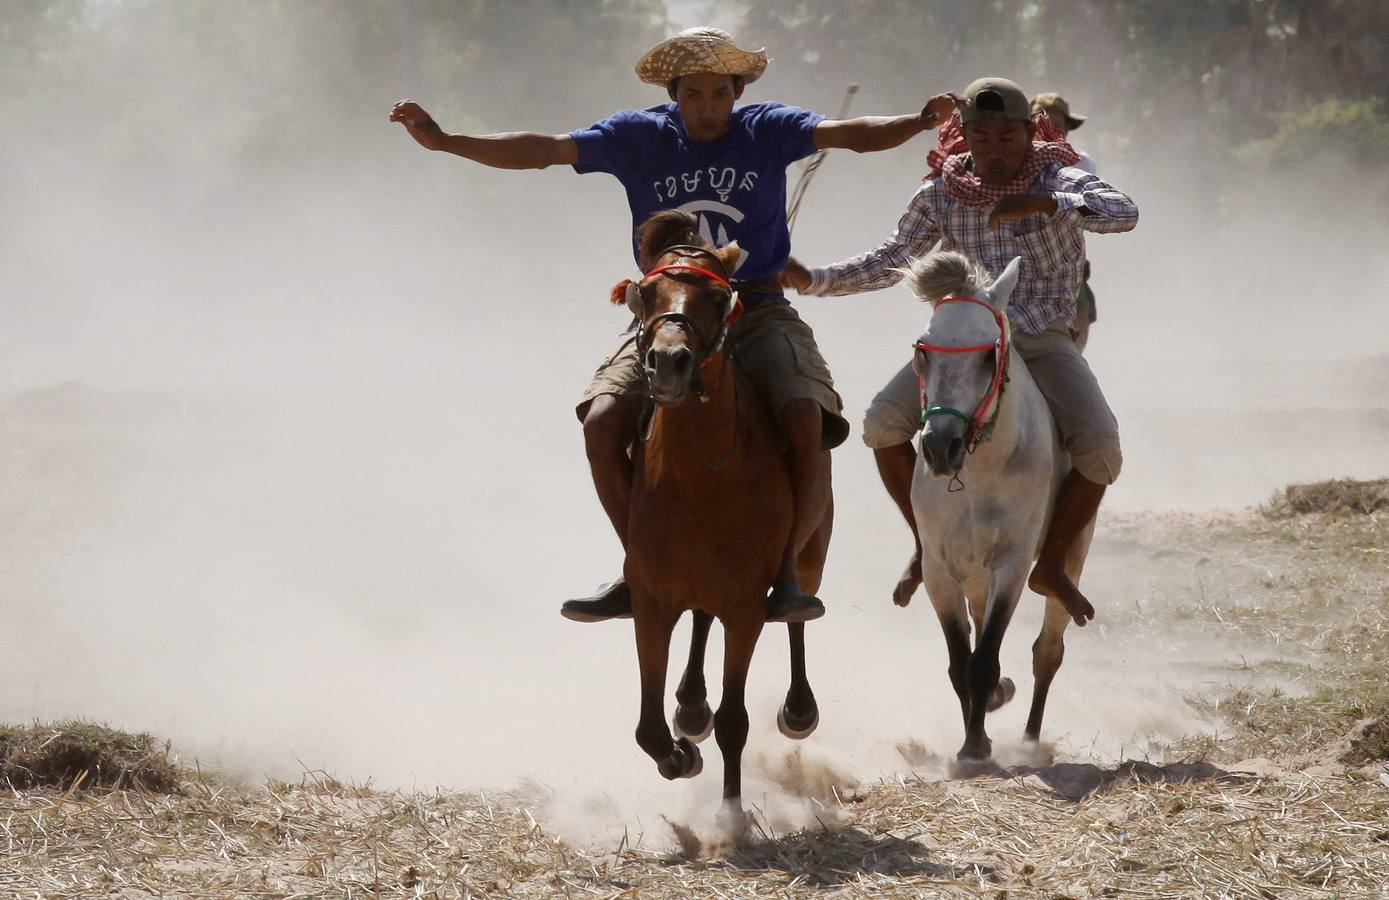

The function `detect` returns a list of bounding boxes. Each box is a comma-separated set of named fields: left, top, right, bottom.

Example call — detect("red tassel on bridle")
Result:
left=610, top=278, right=634, bottom=305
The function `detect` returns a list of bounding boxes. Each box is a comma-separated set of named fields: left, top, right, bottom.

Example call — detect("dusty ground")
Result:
left=2, top=494, right=1388, bottom=898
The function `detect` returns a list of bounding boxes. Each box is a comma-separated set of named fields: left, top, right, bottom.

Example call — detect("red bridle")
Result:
left=634, top=250, right=739, bottom=362
left=913, top=296, right=1010, bottom=443
left=642, top=263, right=731, bottom=290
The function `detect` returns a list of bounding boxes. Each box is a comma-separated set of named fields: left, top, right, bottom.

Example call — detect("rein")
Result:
left=914, top=296, right=1011, bottom=451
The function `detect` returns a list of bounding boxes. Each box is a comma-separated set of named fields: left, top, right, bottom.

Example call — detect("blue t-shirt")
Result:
left=570, top=102, right=824, bottom=282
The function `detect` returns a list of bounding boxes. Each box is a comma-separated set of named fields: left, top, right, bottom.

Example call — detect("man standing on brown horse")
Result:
left=391, top=27, right=955, bottom=623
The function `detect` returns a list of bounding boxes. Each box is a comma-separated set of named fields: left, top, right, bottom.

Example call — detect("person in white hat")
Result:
left=391, top=27, right=955, bottom=625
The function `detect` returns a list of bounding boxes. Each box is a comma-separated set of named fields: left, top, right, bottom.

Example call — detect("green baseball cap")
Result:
left=960, top=77, right=1031, bottom=124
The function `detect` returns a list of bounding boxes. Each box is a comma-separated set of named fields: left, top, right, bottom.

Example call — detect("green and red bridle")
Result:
left=913, top=296, right=1010, bottom=448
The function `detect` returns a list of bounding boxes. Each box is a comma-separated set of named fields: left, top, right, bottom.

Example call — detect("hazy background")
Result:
left=1, top=0, right=1386, bottom=841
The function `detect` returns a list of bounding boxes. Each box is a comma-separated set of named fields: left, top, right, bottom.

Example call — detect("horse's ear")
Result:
left=714, top=241, right=741, bottom=277
left=986, top=256, right=1022, bottom=311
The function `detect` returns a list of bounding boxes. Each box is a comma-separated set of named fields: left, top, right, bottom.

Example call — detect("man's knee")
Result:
left=862, top=396, right=920, bottom=450
left=1069, top=432, right=1123, bottom=485
left=582, top=394, right=637, bottom=460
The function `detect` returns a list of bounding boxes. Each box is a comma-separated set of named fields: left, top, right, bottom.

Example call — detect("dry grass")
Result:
left=1100, top=483, right=1387, bottom=769
left=0, top=721, right=181, bottom=793
left=1, top=764, right=1387, bottom=897
left=5, top=491, right=1389, bottom=896
left=1264, top=477, right=1389, bottom=517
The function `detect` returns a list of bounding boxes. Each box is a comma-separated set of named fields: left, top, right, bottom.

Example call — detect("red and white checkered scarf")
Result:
left=925, top=112, right=1080, bottom=207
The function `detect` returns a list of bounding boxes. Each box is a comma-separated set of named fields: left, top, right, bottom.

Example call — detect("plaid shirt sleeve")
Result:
left=1049, top=166, right=1138, bottom=234
left=806, top=183, right=942, bottom=296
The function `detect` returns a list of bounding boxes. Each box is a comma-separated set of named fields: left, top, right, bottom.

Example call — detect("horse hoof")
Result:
left=987, top=677, right=1016, bottom=712
left=679, top=737, right=703, bottom=778
left=657, top=737, right=703, bottom=780
left=777, top=703, right=819, bottom=740
left=956, top=737, right=993, bottom=763
left=1019, top=737, right=1054, bottom=767
left=949, top=753, right=1001, bottom=780
left=716, top=802, right=751, bottom=837
left=674, top=702, right=714, bottom=744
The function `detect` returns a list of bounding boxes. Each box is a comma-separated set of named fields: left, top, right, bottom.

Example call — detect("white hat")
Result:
left=635, top=27, right=768, bottom=87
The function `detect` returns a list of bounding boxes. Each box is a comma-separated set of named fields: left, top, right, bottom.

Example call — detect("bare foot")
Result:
left=1028, top=566, right=1095, bottom=626
left=893, top=551, right=922, bottom=607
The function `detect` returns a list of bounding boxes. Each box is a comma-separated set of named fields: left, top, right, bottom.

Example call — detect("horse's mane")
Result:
left=636, top=210, right=704, bottom=271
left=900, top=251, right=992, bottom=306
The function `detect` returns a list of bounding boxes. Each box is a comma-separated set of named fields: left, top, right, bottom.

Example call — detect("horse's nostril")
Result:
left=645, top=349, right=658, bottom=371
left=948, top=437, right=964, bottom=460
left=673, top=348, right=692, bottom=374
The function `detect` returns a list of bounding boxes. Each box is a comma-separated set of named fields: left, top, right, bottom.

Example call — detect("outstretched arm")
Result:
left=389, top=100, right=577, bottom=170
left=782, top=184, right=943, bottom=297
left=813, top=93, right=958, bottom=154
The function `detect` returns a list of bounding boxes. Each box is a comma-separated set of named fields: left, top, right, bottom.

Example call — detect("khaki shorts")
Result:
left=862, top=323, right=1122, bottom=484
left=577, top=302, right=849, bottom=450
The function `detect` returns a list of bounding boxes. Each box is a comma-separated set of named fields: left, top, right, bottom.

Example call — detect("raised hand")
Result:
left=389, top=100, right=447, bottom=151
left=920, top=92, right=964, bottom=129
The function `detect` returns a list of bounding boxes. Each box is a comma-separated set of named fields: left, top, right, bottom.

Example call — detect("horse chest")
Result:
left=916, top=481, right=1037, bottom=577
left=931, top=511, right=1004, bottom=566
left=632, top=473, right=790, bottom=548
left=628, top=434, right=791, bottom=604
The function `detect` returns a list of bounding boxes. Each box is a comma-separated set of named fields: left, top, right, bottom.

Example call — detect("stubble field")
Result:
left=4, top=482, right=1387, bottom=898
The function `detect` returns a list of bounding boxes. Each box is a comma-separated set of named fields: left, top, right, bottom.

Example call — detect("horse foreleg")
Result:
left=926, top=578, right=972, bottom=737
left=715, top=615, right=763, bottom=828
left=674, top=611, right=714, bottom=743
left=778, top=623, right=819, bottom=738
left=960, top=570, right=1026, bottom=761
left=634, top=606, right=701, bottom=780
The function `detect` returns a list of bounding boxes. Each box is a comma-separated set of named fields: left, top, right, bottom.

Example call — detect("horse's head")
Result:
left=620, top=210, right=742, bottom=407
left=904, top=252, right=1021, bottom=478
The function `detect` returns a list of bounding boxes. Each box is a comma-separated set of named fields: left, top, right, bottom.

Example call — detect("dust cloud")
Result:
left=0, top=2, right=1383, bottom=851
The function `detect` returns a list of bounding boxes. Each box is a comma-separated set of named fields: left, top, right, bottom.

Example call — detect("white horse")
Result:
left=903, top=251, right=1094, bottom=762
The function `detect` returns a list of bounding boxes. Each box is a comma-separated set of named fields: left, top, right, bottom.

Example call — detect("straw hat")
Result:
left=635, top=27, right=768, bottom=87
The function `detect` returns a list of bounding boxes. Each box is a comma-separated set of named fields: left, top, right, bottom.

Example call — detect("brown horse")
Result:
left=619, top=210, right=829, bottom=824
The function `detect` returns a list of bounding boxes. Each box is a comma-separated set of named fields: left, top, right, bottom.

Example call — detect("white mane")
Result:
left=900, top=251, right=992, bottom=305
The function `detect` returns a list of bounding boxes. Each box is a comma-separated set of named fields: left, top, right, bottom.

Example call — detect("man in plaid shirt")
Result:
left=782, top=77, right=1138, bottom=625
